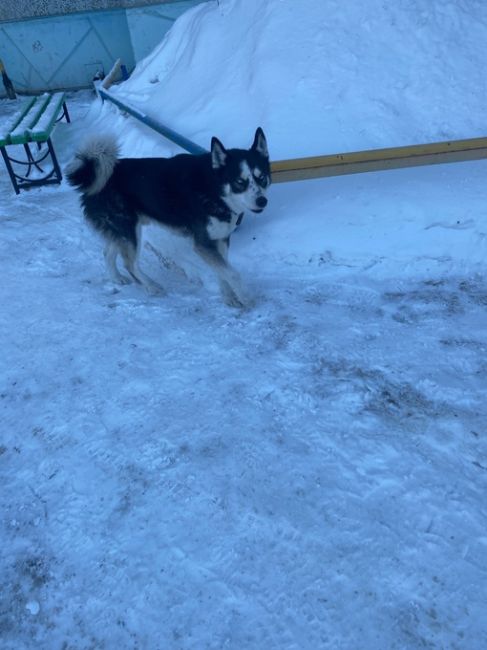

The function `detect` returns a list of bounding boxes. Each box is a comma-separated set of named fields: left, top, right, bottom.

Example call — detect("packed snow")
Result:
left=1, top=1, right=487, bottom=648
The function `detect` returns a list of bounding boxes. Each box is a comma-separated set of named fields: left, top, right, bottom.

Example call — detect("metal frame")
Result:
left=1, top=139, right=62, bottom=194
left=1, top=100, right=70, bottom=195
left=57, top=101, right=71, bottom=125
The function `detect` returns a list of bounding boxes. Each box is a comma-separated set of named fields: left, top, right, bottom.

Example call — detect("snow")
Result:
left=9, top=94, right=49, bottom=139
left=25, top=600, right=40, bottom=616
left=29, top=93, right=66, bottom=135
left=0, top=100, right=32, bottom=141
left=1, top=1, right=487, bottom=648
left=108, top=0, right=487, bottom=157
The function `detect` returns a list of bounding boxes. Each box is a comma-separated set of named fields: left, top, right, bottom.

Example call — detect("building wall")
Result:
left=0, top=0, right=203, bottom=96
left=0, top=0, right=189, bottom=22
left=126, top=0, right=198, bottom=62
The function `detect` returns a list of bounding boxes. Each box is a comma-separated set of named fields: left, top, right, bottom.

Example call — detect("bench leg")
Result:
left=62, top=101, right=71, bottom=123
left=23, top=143, right=46, bottom=177
left=47, top=137, right=62, bottom=183
left=1, top=140, right=62, bottom=194
left=1, top=146, right=20, bottom=194
left=56, top=101, right=71, bottom=125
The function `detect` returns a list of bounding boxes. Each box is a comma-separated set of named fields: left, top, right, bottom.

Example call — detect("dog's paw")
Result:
left=104, top=276, right=131, bottom=291
left=107, top=273, right=132, bottom=286
left=225, top=295, right=246, bottom=309
left=221, top=287, right=252, bottom=309
left=144, top=281, right=166, bottom=296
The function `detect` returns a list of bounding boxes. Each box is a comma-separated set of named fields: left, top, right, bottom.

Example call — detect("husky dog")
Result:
left=66, top=128, right=270, bottom=307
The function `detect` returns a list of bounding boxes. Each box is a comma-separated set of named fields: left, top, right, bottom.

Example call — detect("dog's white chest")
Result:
left=206, top=213, right=241, bottom=240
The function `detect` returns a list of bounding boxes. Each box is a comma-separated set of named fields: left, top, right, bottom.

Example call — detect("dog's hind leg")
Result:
left=104, top=240, right=132, bottom=285
left=119, top=235, right=164, bottom=295
left=194, top=237, right=246, bottom=307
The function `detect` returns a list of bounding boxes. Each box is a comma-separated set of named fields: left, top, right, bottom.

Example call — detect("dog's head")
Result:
left=211, top=127, right=271, bottom=214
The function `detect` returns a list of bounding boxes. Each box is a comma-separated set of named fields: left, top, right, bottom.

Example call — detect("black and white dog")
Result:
left=66, top=128, right=270, bottom=307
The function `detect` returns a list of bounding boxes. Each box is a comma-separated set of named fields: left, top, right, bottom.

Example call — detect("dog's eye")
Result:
left=233, top=179, right=248, bottom=191
left=254, top=173, right=268, bottom=188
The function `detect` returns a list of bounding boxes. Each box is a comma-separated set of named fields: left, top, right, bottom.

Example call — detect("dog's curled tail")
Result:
left=66, top=134, right=119, bottom=196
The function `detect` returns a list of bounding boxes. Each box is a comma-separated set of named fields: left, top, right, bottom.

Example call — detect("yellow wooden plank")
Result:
left=270, top=137, right=487, bottom=183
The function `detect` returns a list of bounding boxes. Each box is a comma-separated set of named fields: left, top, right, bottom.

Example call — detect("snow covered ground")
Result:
left=2, top=1, right=487, bottom=648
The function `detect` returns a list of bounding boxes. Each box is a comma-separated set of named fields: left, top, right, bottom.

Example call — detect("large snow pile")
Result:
left=1, top=1, right=487, bottom=649
left=109, top=0, right=487, bottom=157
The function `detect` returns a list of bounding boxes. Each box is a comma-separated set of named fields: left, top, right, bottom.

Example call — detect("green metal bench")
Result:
left=0, top=92, right=70, bottom=194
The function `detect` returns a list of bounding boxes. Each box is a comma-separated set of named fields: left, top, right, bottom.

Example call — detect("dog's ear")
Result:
left=251, top=127, right=268, bottom=158
left=211, top=137, right=227, bottom=169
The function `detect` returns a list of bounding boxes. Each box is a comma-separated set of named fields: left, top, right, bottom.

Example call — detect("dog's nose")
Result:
left=256, top=196, right=268, bottom=209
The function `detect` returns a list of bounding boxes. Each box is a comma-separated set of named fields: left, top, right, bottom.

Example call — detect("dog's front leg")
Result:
left=214, top=239, right=243, bottom=304
left=194, top=237, right=246, bottom=307
left=216, top=237, right=229, bottom=262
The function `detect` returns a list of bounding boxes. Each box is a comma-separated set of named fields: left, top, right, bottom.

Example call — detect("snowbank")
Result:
left=109, top=0, right=487, bottom=157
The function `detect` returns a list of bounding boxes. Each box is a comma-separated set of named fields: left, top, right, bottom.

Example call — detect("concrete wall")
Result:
left=0, top=0, right=190, bottom=22
left=127, top=1, right=199, bottom=62
left=0, top=1, right=204, bottom=96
